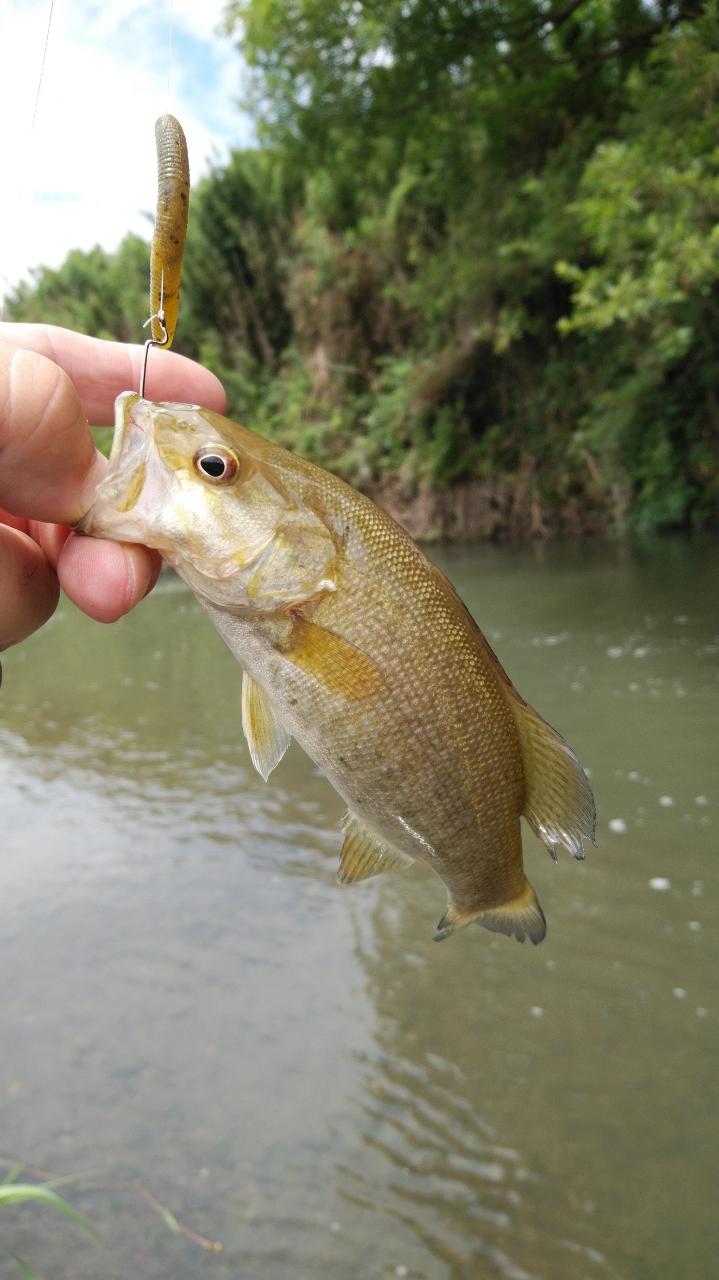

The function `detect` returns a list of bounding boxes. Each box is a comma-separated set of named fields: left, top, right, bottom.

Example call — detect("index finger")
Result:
left=0, top=323, right=227, bottom=425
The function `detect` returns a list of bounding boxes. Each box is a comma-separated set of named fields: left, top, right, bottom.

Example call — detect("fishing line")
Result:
left=30, top=0, right=56, bottom=137
left=140, top=1, right=188, bottom=397
left=0, top=0, right=55, bottom=321
left=167, top=0, right=174, bottom=111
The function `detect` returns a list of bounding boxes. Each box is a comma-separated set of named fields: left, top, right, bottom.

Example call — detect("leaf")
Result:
left=0, top=1184, right=92, bottom=1232
left=159, top=1205, right=181, bottom=1234
left=10, top=1255, right=38, bottom=1280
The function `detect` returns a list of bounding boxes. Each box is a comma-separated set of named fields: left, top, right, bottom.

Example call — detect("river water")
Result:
left=0, top=536, right=715, bottom=1280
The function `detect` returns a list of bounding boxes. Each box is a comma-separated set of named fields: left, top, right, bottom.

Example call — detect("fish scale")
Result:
left=79, top=393, right=595, bottom=944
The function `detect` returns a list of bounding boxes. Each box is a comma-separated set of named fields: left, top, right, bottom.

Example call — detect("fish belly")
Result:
left=195, top=589, right=527, bottom=921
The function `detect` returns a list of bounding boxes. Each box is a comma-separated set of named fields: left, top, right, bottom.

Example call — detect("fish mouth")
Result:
left=77, top=392, right=162, bottom=543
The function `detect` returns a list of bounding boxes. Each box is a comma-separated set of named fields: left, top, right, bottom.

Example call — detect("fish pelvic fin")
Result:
left=337, top=812, right=415, bottom=884
left=241, top=671, right=291, bottom=781
left=434, top=879, right=546, bottom=945
left=505, top=696, right=595, bottom=862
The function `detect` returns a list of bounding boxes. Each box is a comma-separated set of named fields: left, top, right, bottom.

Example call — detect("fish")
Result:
left=78, top=393, right=595, bottom=944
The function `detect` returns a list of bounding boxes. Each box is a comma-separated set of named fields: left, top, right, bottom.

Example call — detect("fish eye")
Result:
left=193, top=446, right=239, bottom=486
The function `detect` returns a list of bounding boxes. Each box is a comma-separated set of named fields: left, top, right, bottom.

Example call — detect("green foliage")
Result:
left=7, top=235, right=150, bottom=342
left=10, top=1254, right=38, bottom=1280
left=176, top=149, right=294, bottom=368
left=7, top=0, right=717, bottom=531
left=0, top=1182, right=91, bottom=1228
left=0, top=1166, right=94, bottom=1279
left=556, top=8, right=719, bottom=526
left=221, top=0, right=716, bottom=526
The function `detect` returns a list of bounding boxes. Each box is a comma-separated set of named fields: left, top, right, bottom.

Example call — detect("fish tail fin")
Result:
left=474, top=879, right=546, bottom=944
left=434, top=879, right=546, bottom=945
left=506, top=696, right=595, bottom=862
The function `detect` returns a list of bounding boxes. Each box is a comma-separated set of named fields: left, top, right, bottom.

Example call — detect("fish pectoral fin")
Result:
left=337, top=812, right=415, bottom=883
left=241, top=671, right=291, bottom=781
left=504, top=695, right=596, bottom=862
left=278, top=616, right=383, bottom=701
left=435, top=880, right=546, bottom=945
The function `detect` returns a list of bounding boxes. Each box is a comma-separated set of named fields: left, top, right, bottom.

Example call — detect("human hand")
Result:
left=0, top=323, right=226, bottom=651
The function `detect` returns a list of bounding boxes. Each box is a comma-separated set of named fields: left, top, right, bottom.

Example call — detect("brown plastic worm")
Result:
left=149, top=113, right=190, bottom=347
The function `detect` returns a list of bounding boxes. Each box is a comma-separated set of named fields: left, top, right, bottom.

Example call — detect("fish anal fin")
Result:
left=503, top=694, right=595, bottom=861
left=435, top=880, right=546, bottom=945
left=278, top=615, right=383, bottom=701
left=241, top=671, right=291, bottom=781
left=337, top=812, right=414, bottom=884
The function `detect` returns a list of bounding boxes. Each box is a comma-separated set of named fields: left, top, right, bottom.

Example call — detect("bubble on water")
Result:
left=673, top=988, right=686, bottom=999
left=607, top=647, right=623, bottom=658
left=329, top=1222, right=342, bottom=1233
left=688, top=921, right=701, bottom=932
left=628, top=683, right=640, bottom=692
left=695, top=796, right=708, bottom=805
left=396, top=1268, right=409, bottom=1277
left=659, top=796, right=674, bottom=807
left=650, top=877, right=671, bottom=891
left=608, top=819, right=627, bottom=833
left=531, top=1007, right=543, bottom=1018
left=633, top=648, right=648, bottom=657
left=696, top=1008, right=707, bottom=1018
left=628, top=771, right=640, bottom=780
left=674, top=616, right=688, bottom=624
left=199, top=1168, right=209, bottom=1178
left=692, top=881, right=704, bottom=896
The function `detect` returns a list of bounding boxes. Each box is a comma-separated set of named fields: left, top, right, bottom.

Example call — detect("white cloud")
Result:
left=0, top=0, right=251, bottom=306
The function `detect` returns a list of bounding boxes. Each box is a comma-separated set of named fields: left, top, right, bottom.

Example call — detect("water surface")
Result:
left=0, top=536, right=716, bottom=1280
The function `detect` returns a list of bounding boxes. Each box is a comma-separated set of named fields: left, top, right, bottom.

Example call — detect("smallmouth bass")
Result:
left=79, top=394, right=595, bottom=943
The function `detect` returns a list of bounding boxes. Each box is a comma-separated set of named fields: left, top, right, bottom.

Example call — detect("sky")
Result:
left=0, top=0, right=253, bottom=308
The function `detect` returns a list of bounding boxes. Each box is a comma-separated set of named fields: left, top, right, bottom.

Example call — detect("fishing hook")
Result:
left=139, top=309, right=168, bottom=399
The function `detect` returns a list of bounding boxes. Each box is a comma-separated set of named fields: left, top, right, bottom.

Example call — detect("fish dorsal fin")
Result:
left=337, top=812, right=415, bottom=883
left=241, top=671, right=291, bottom=781
left=510, top=698, right=595, bottom=860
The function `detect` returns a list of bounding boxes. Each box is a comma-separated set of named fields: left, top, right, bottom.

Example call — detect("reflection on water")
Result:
left=0, top=537, right=716, bottom=1279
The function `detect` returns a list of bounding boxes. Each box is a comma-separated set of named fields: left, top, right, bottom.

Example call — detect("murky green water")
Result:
left=0, top=536, right=716, bottom=1280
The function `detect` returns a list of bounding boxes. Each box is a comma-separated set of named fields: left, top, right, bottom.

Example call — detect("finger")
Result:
left=0, top=524, right=60, bottom=650
left=57, top=534, right=163, bottom=623
left=0, top=344, right=106, bottom=524
left=0, top=323, right=227, bottom=424
left=27, top=520, right=73, bottom=570
left=0, top=508, right=31, bottom=534
left=0, top=512, right=73, bottom=570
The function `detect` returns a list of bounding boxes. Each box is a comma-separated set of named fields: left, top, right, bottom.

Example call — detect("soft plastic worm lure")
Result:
left=139, top=115, right=190, bottom=395
left=150, top=113, right=190, bottom=347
